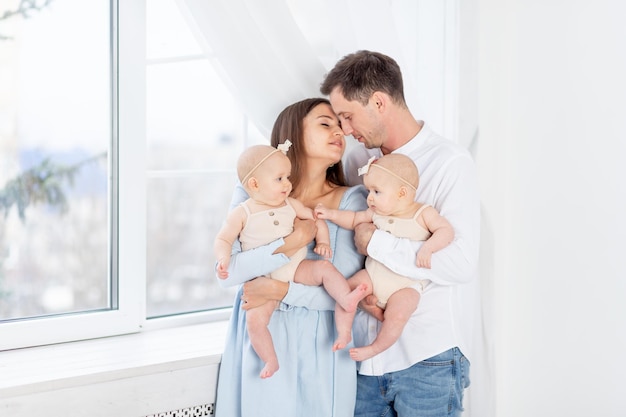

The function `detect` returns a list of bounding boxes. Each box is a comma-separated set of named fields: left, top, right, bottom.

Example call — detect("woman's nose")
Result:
left=340, top=121, right=353, bottom=136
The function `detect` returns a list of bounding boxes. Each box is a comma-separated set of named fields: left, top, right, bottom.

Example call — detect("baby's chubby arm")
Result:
left=415, top=205, right=455, bottom=269
left=289, top=197, right=332, bottom=259
left=213, top=206, right=246, bottom=279
left=314, top=204, right=373, bottom=230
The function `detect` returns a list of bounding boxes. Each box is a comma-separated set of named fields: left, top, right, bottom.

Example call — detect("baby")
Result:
left=214, top=141, right=367, bottom=377
left=315, top=153, right=454, bottom=361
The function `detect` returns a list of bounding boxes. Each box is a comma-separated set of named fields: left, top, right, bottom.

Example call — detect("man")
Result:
left=321, top=50, right=480, bottom=417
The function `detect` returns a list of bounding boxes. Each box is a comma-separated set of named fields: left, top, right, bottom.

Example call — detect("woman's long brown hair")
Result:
left=270, top=98, right=346, bottom=194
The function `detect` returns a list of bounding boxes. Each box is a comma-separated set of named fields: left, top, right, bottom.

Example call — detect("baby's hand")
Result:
left=314, top=242, right=333, bottom=259
left=216, top=258, right=230, bottom=279
left=415, top=250, right=432, bottom=269
left=314, top=204, right=333, bottom=220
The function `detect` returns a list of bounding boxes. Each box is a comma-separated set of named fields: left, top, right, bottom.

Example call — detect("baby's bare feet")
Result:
left=332, top=332, right=352, bottom=352
left=260, top=359, right=279, bottom=379
left=339, top=284, right=368, bottom=313
left=349, top=345, right=379, bottom=362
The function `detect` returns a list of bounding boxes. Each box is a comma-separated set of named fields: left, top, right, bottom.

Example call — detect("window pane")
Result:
left=0, top=0, right=112, bottom=320
left=145, top=0, right=271, bottom=317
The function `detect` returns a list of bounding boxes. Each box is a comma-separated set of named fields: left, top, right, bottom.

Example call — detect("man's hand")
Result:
left=358, top=294, right=385, bottom=322
left=354, top=222, right=376, bottom=256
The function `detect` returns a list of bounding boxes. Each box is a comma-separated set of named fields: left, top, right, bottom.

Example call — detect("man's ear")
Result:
left=372, top=91, right=386, bottom=112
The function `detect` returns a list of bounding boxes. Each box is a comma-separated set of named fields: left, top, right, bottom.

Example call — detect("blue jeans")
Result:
left=354, top=348, right=470, bottom=417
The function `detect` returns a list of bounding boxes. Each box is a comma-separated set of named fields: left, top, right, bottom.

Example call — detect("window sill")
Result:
left=0, top=320, right=228, bottom=398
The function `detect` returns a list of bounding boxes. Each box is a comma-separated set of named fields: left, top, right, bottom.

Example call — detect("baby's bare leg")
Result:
left=246, top=300, right=280, bottom=378
left=350, top=288, right=420, bottom=362
left=333, top=269, right=373, bottom=351
left=295, top=260, right=367, bottom=313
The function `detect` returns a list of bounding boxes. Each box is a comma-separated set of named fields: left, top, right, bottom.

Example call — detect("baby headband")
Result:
left=241, top=140, right=292, bottom=184
left=357, top=156, right=417, bottom=190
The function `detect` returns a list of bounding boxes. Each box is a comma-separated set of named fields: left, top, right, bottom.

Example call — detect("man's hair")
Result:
left=320, top=50, right=407, bottom=107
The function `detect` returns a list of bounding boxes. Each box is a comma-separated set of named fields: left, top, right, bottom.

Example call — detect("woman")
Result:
left=214, top=98, right=367, bottom=416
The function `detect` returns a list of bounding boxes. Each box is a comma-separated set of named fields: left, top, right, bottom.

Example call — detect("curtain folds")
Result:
left=175, top=0, right=327, bottom=136
left=175, top=0, right=420, bottom=137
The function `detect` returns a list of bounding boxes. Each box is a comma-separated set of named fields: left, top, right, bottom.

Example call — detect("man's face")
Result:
left=329, top=88, right=384, bottom=150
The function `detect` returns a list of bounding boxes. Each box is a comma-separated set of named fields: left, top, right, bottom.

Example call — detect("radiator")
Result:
left=145, top=403, right=215, bottom=417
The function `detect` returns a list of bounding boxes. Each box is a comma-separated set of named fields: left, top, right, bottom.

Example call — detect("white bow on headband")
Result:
left=277, top=139, right=292, bottom=154
left=357, top=156, right=377, bottom=176
left=357, top=155, right=417, bottom=190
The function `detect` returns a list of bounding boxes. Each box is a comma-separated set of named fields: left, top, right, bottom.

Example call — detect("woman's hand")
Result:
left=241, top=277, right=289, bottom=310
left=274, top=218, right=317, bottom=257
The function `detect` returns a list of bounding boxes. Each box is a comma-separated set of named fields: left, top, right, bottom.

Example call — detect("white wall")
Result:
left=477, top=0, right=626, bottom=416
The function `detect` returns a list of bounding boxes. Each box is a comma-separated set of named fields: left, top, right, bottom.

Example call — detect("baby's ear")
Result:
left=398, top=186, right=408, bottom=198
left=247, top=177, right=259, bottom=191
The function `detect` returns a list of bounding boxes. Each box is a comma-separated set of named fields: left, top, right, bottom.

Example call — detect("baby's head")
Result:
left=237, top=143, right=293, bottom=204
left=360, top=154, right=419, bottom=214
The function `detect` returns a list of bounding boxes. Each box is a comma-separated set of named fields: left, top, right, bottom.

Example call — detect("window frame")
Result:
left=0, top=0, right=145, bottom=351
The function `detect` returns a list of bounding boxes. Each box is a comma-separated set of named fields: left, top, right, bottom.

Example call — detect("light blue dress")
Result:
left=214, top=184, right=367, bottom=417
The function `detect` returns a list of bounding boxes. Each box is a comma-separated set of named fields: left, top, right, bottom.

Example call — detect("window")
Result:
left=0, top=0, right=111, bottom=321
left=144, top=0, right=265, bottom=318
left=0, top=0, right=127, bottom=349
left=0, top=0, right=265, bottom=350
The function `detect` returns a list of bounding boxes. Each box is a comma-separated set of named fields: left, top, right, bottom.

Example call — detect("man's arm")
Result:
left=362, top=155, right=480, bottom=285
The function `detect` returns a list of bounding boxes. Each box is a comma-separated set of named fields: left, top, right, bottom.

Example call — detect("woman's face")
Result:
left=301, top=103, right=345, bottom=165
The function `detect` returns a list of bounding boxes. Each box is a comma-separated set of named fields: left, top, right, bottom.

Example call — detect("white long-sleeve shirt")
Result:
left=345, top=121, right=481, bottom=376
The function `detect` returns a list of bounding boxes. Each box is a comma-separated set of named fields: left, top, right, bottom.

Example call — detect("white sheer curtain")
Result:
left=174, top=0, right=450, bottom=138
left=175, top=1, right=492, bottom=416
left=175, top=0, right=326, bottom=136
